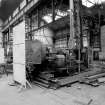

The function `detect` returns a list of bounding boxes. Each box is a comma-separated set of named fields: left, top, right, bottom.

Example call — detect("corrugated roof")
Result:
left=82, top=0, right=105, bottom=7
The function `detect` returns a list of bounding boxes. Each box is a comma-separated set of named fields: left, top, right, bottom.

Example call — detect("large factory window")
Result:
left=39, top=0, right=53, bottom=26
left=55, top=38, right=67, bottom=49
left=54, top=0, right=69, bottom=21
left=83, top=36, right=88, bottom=47
left=25, top=0, right=70, bottom=41
left=30, top=14, right=38, bottom=31
left=3, top=29, right=13, bottom=66
left=38, top=0, right=69, bottom=26
left=54, top=27, right=70, bottom=49
left=28, top=9, right=38, bottom=32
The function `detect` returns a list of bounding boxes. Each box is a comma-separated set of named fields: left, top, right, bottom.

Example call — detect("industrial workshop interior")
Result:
left=0, top=0, right=105, bottom=105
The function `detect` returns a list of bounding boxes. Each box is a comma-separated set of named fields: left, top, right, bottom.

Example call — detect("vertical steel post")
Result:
left=52, top=0, right=55, bottom=22
left=77, top=0, right=81, bottom=73
left=68, top=0, right=75, bottom=71
left=68, top=0, right=75, bottom=50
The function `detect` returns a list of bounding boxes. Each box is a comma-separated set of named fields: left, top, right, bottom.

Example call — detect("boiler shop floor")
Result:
left=0, top=74, right=104, bottom=105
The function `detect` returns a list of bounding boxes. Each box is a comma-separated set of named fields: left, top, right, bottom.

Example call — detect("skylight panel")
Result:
left=82, top=0, right=105, bottom=7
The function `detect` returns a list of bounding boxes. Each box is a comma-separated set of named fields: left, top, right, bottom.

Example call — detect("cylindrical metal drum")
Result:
left=55, top=54, right=65, bottom=68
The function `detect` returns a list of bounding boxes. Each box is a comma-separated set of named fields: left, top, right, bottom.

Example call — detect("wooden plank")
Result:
left=33, top=81, right=49, bottom=88
left=57, top=69, right=105, bottom=86
left=85, top=73, right=105, bottom=80
left=98, top=77, right=105, bottom=83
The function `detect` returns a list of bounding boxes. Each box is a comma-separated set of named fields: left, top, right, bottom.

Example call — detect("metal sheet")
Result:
left=26, top=40, right=46, bottom=64
left=13, top=21, right=26, bottom=86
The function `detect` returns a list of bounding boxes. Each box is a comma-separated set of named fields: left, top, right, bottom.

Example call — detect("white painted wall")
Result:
left=101, top=26, right=105, bottom=51
left=0, top=48, right=4, bottom=63
left=0, top=19, right=4, bottom=64
left=0, top=19, right=3, bottom=48
left=99, top=25, right=105, bottom=59
left=13, top=21, right=26, bottom=86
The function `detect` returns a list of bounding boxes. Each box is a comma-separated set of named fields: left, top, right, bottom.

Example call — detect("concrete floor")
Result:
left=0, top=74, right=105, bottom=105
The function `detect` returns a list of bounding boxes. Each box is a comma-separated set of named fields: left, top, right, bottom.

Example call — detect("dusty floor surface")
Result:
left=0, top=74, right=105, bottom=105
